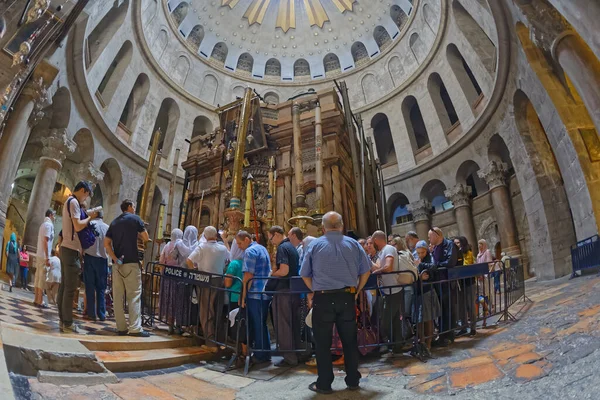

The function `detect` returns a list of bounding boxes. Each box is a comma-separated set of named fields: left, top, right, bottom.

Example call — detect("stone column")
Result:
left=525, top=0, right=600, bottom=135
left=283, top=170, right=292, bottom=230
left=478, top=161, right=521, bottom=256
left=291, top=102, right=306, bottom=207
left=331, top=163, right=343, bottom=213
left=0, top=81, right=48, bottom=240
left=23, top=129, right=76, bottom=251
left=408, top=199, right=432, bottom=242
left=445, top=184, right=477, bottom=248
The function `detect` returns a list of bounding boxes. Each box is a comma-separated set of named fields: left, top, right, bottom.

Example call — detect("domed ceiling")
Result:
left=165, top=0, right=416, bottom=81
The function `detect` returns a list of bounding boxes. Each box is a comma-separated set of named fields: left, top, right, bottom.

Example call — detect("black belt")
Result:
left=315, top=287, right=356, bottom=295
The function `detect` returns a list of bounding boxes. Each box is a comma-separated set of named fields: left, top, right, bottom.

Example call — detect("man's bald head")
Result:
left=322, top=211, right=344, bottom=232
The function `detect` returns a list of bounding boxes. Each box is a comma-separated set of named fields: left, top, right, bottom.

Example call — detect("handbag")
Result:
left=356, top=292, right=378, bottom=355
left=396, top=250, right=418, bottom=285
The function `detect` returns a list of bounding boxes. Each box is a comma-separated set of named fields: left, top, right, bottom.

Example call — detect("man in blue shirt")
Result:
left=236, top=230, right=272, bottom=363
left=300, top=212, right=371, bottom=394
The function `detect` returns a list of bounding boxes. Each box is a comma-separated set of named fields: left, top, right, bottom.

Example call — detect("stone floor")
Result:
left=7, top=273, right=600, bottom=399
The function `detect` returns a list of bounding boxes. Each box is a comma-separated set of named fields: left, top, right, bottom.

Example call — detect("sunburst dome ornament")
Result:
left=221, top=0, right=356, bottom=32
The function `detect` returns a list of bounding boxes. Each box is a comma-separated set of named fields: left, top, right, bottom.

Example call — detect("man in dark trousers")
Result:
left=268, top=225, right=300, bottom=367
left=300, top=212, right=371, bottom=394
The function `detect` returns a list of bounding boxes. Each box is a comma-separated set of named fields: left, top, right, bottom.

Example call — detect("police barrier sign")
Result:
left=162, top=265, right=212, bottom=286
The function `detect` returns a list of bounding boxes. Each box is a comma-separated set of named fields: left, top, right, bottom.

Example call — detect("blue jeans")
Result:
left=83, top=254, right=108, bottom=319
left=247, top=297, right=271, bottom=361
left=491, top=271, right=501, bottom=293
left=19, top=266, right=28, bottom=288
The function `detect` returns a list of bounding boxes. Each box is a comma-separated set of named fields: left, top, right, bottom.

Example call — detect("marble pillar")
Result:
left=291, top=103, right=306, bottom=207
left=478, top=161, right=521, bottom=256
left=23, top=129, right=76, bottom=251
left=331, top=164, right=342, bottom=213
left=408, top=199, right=432, bottom=242
left=445, top=184, right=477, bottom=248
left=284, top=172, right=292, bottom=230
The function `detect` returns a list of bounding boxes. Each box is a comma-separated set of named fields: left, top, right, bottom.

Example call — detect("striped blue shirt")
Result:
left=300, top=232, right=371, bottom=291
left=242, top=242, right=271, bottom=299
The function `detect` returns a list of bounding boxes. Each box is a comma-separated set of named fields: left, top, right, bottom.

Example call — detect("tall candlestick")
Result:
left=244, top=175, right=253, bottom=228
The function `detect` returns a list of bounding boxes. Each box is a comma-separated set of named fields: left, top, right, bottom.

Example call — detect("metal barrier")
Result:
left=571, top=235, right=600, bottom=278
left=141, top=262, right=244, bottom=369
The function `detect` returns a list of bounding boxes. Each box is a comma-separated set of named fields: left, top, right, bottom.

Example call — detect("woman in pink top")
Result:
left=19, top=245, right=30, bottom=290
left=476, top=240, right=493, bottom=264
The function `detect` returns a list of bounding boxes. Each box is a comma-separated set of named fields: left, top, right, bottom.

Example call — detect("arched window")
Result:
left=171, top=2, right=189, bottom=26
left=420, top=180, right=451, bottom=213
left=488, top=133, right=514, bottom=175
left=351, top=42, right=369, bottom=65
left=236, top=53, right=254, bottom=74
left=264, top=92, right=279, bottom=104
left=150, top=98, right=180, bottom=156
left=373, top=26, right=392, bottom=50
left=371, top=113, right=397, bottom=166
left=119, top=74, right=150, bottom=134
left=402, top=96, right=430, bottom=152
left=265, top=58, right=281, bottom=77
left=388, top=193, right=411, bottom=225
left=186, top=25, right=204, bottom=51
left=210, top=42, right=228, bottom=64
left=192, top=116, right=212, bottom=139
left=452, top=0, right=496, bottom=74
left=390, top=5, right=409, bottom=31
left=409, top=32, right=427, bottom=63
left=97, top=41, right=133, bottom=106
left=86, top=0, right=129, bottom=68
left=427, top=73, right=460, bottom=133
left=294, top=59, right=310, bottom=77
left=447, top=44, right=483, bottom=108
left=456, top=160, right=488, bottom=197
left=323, top=53, right=341, bottom=75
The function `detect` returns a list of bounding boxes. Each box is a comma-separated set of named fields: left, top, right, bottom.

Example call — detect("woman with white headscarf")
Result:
left=159, top=229, right=183, bottom=333
left=224, top=239, right=244, bottom=309
left=174, top=225, right=200, bottom=333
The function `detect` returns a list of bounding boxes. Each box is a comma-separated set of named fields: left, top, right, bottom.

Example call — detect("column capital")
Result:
left=76, top=161, right=105, bottom=184
left=40, top=128, right=75, bottom=166
left=444, top=184, right=472, bottom=209
left=478, top=161, right=509, bottom=190
left=519, top=0, right=575, bottom=58
left=407, top=199, right=431, bottom=223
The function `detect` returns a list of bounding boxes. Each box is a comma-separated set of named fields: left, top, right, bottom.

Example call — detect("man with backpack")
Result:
left=59, top=181, right=98, bottom=334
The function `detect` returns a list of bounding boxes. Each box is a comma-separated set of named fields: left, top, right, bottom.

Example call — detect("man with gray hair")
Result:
left=187, top=226, right=229, bottom=352
left=300, top=211, right=371, bottom=394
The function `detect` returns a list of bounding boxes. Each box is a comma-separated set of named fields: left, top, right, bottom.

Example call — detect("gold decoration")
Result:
left=26, top=0, right=51, bottom=24
left=580, top=128, right=600, bottom=162
left=244, top=0, right=272, bottom=26
left=303, top=0, right=329, bottom=28
left=221, top=0, right=240, bottom=8
left=12, top=40, right=31, bottom=67
left=331, top=0, right=355, bottom=12
left=276, top=0, right=295, bottom=32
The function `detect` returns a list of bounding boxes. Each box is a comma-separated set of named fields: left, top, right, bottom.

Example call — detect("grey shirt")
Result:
left=84, top=218, right=109, bottom=259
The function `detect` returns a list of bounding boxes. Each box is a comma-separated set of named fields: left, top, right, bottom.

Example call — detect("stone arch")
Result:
left=373, top=26, right=392, bottom=50
left=86, top=0, right=129, bottom=68
left=371, top=113, right=396, bottom=166
left=351, top=42, right=369, bottom=65
left=390, top=4, right=409, bottom=31
left=49, top=87, right=71, bottom=129
left=513, top=89, right=576, bottom=279
left=388, top=55, right=404, bottom=86
left=210, top=42, right=228, bottom=64
left=232, top=85, right=245, bottom=101
left=423, top=3, right=437, bottom=33
left=488, top=133, right=514, bottom=173
left=192, top=116, right=212, bottom=139
left=200, top=74, right=219, bottom=104
left=361, top=73, right=380, bottom=104
left=293, top=59, right=310, bottom=77
left=427, top=73, right=460, bottom=133
left=388, top=192, right=411, bottom=226
left=447, top=43, right=483, bottom=109
left=171, top=55, right=191, bottom=85
left=170, top=1, right=188, bottom=26
left=151, top=29, right=169, bottom=58
left=455, top=160, right=487, bottom=197
left=452, top=0, right=496, bottom=74
left=71, top=128, right=94, bottom=164
left=186, top=25, right=204, bottom=51
left=236, top=53, right=254, bottom=74
left=119, top=73, right=150, bottom=132
left=323, top=53, right=341, bottom=75
left=99, top=158, right=122, bottom=222
left=97, top=41, right=133, bottom=106
left=402, top=96, right=430, bottom=153
left=420, top=179, right=450, bottom=213
left=265, top=58, right=281, bottom=77
left=264, top=91, right=279, bottom=104
left=150, top=98, right=180, bottom=156
left=409, top=32, right=427, bottom=63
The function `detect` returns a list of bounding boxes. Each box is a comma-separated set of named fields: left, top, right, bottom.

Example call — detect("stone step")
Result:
left=95, top=346, right=212, bottom=372
left=80, top=335, right=197, bottom=352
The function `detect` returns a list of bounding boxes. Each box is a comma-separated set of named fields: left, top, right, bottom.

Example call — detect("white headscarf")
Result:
left=229, top=238, right=245, bottom=261
left=163, top=229, right=183, bottom=255
left=175, top=226, right=198, bottom=264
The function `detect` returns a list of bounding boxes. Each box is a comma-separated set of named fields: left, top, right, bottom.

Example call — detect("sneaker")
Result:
left=61, top=324, right=86, bottom=334
left=305, top=358, right=317, bottom=367
left=117, top=330, right=128, bottom=336
left=83, top=315, right=97, bottom=322
left=128, top=330, right=150, bottom=337
left=200, top=344, right=219, bottom=353
left=274, top=359, right=297, bottom=367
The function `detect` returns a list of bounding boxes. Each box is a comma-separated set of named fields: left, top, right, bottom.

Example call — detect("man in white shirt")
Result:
left=371, top=230, right=404, bottom=354
left=83, top=211, right=109, bottom=321
left=34, top=209, right=55, bottom=308
left=186, top=226, right=229, bottom=352
left=59, top=181, right=97, bottom=334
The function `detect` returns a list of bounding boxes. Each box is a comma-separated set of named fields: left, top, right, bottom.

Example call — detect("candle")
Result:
left=244, top=176, right=252, bottom=227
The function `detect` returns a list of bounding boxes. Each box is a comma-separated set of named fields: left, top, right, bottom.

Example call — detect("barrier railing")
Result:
left=141, top=262, right=244, bottom=369
left=141, top=259, right=528, bottom=374
left=571, top=235, right=600, bottom=278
